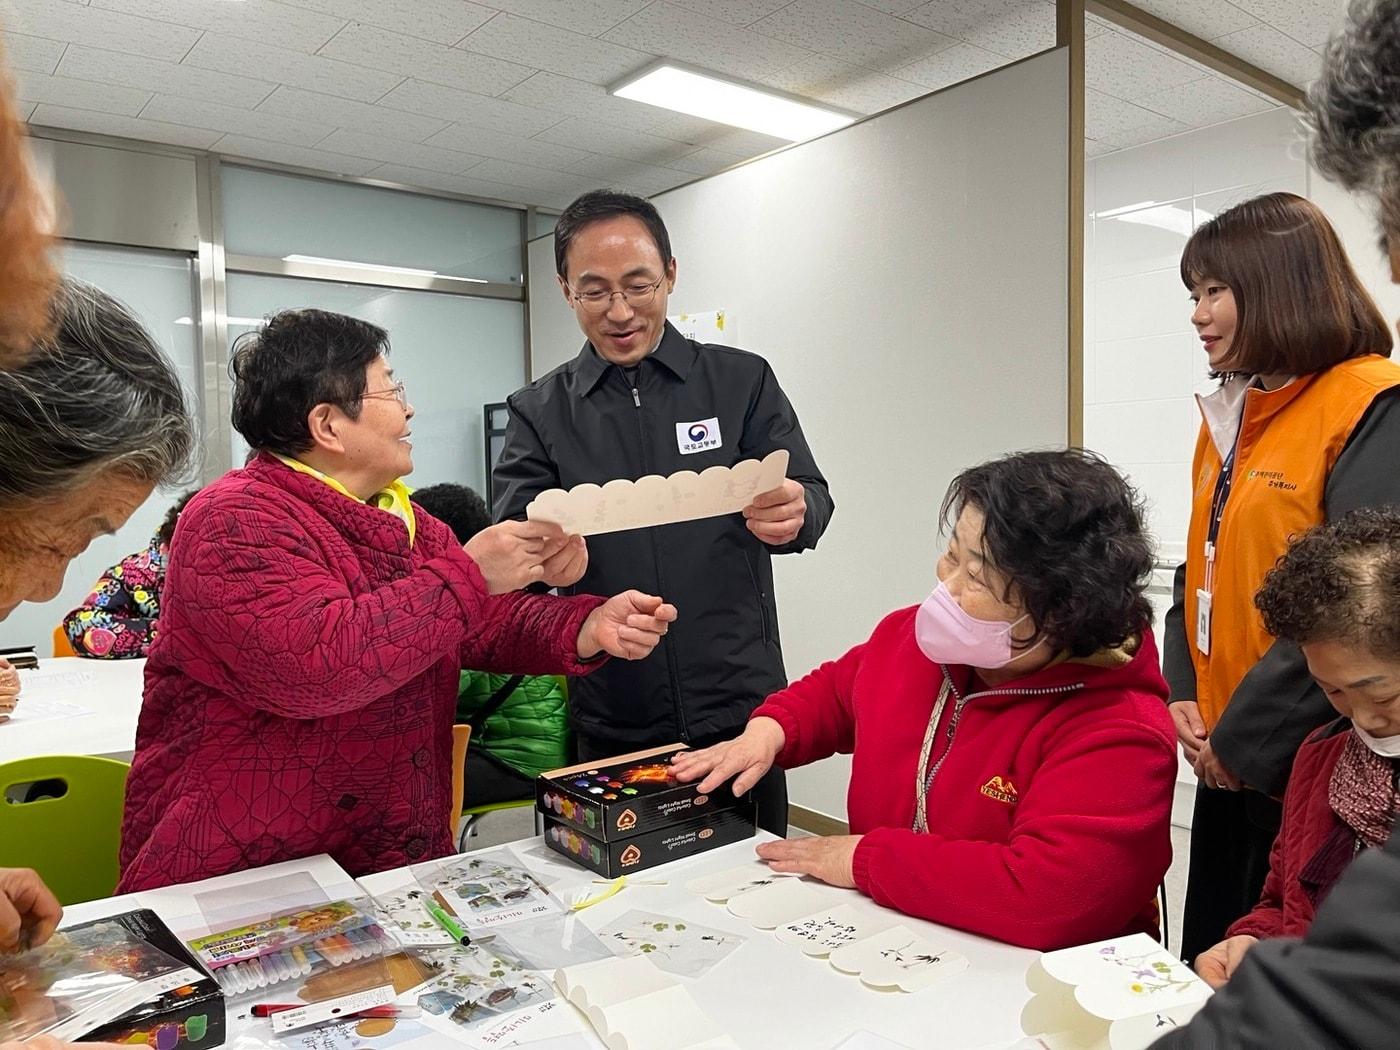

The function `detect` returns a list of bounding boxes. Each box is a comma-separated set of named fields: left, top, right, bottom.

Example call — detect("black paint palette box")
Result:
left=545, top=803, right=756, bottom=877
left=536, top=744, right=751, bottom=842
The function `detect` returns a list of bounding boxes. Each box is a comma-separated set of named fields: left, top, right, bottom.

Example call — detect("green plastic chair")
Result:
left=0, top=755, right=130, bottom=906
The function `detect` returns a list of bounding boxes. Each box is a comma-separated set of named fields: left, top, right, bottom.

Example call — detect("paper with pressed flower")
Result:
left=596, top=910, right=744, bottom=978
left=1021, top=933, right=1212, bottom=1050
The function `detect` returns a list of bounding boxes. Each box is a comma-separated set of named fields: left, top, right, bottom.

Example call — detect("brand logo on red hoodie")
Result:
left=979, top=775, right=1019, bottom=804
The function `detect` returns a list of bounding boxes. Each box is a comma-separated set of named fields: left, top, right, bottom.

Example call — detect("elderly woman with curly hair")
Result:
left=1194, top=508, right=1400, bottom=990
left=674, top=449, right=1177, bottom=951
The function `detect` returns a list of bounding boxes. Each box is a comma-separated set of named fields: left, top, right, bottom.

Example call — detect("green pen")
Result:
left=422, top=896, right=471, bottom=946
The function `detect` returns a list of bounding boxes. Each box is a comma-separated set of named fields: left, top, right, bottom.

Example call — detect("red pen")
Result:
left=251, top=1004, right=419, bottom=1019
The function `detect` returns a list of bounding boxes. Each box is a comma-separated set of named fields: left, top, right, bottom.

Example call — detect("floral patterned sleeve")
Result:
left=62, top=539, right=167, bottom=659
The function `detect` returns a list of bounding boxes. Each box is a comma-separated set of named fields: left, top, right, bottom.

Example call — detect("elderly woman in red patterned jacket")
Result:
left=1194, top=508, right=1400, bottom=989
left=117, top=309, right=677, bottom=892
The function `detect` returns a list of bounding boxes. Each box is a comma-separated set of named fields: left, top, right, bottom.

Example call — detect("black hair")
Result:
left=412, top=483, right=491, bottom=544
left=554, top=189, right=672, bottom=279
left=156, top=488, right=200, bottom=547
left=229, top=308, right=388, bottom=456
left=1256, top=507, right=1400, bottom=660
left=940, top=449, right=1156, bottom=657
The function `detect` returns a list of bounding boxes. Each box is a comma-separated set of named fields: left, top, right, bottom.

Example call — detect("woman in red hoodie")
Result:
left=674, top=449, right=1178, bottom=951
left=1195, top=508, right=1400, bottom=988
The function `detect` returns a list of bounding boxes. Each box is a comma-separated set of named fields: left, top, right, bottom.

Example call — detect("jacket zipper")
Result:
left=627, top=377, right=689, bottom=740
left=920, top=672, right=1084, bottom=802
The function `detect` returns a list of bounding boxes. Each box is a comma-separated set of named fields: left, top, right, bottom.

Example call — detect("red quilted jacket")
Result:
left=1228, top=723, right=1352, bottom=941
left=118, top=454, right=605, bottom=892
left=754, top=606, right=1177, bottom=950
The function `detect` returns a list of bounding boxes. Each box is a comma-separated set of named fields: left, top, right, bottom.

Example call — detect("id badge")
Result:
left=1195, top=588, right=1212, bottom=655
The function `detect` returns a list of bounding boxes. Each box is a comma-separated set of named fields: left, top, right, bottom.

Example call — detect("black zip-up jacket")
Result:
left=492, top=323, right=833, bottom=745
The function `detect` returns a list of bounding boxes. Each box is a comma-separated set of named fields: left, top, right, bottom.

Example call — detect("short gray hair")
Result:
left=1308, top=0, right=1400, bottom=237
left=0, top=277, right=196, bottom=511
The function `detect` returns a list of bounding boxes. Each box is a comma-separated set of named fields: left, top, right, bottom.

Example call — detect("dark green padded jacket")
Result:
left=455, top=671, right=569, bottom=779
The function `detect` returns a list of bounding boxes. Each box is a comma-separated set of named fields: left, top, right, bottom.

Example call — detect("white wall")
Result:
left=530, top=51, right=1071, bottom=821
left=1084, top=106, right=1400, bottom=827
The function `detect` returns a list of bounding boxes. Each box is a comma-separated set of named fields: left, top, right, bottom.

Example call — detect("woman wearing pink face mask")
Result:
left=673, top=449, right=1178, bottom=950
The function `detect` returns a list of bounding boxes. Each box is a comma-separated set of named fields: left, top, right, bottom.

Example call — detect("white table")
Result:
left=61, top=833, right=1039, bottom=1050
left=2, top=657, right=146, bottom=761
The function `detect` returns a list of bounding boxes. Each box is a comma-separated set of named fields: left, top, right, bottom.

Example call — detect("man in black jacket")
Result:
left=1155, top=1, right=1400, bottom=1045
left=493, top=190, right=833, bottom=835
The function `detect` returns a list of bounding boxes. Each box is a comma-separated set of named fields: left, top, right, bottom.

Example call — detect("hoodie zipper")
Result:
left=918, top=671, right=1084, bottom=814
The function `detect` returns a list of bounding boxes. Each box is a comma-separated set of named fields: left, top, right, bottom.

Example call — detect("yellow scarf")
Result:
left=272, top=453, right=416, bottom=545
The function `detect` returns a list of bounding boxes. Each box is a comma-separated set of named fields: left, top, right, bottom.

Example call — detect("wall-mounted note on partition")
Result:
left=526, top=449, right=789, bottom=537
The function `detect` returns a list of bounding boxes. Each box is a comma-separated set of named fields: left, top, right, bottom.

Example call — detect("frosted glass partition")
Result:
left=221, top=166, right=525, bottom=285
left=226, top=274, right=526, bottom=495
left=0, top=244, right=200, bottom=654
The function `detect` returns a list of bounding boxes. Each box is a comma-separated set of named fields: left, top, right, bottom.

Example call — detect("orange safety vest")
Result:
left=1185, top=354, right=1400, bottom=731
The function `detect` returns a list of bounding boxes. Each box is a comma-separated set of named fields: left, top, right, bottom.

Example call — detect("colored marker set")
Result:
left=186, top=900, right=397, bottom=997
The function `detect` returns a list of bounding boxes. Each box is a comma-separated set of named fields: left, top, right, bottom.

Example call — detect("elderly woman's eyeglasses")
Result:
left=361, top=380, right=408, bottom=409
left=567, top=277, right=665, bottom=314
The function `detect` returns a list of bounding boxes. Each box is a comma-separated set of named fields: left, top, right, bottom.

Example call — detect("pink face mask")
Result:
left=914, top=580, right=1042, bottom=669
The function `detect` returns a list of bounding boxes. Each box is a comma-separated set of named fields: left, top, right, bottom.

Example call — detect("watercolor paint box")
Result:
left=82, top=909, right=226, bottom=1049
left=536, top=744, right=751, bottom=842
left=544, top=803, right=756, bottom=878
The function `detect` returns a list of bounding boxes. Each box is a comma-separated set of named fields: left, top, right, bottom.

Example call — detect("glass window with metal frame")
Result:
left=221, top=166, right=525, bottom=286
left=0, top=243, right=201, bottom=653
left=225, top=274, right=526, bottom=496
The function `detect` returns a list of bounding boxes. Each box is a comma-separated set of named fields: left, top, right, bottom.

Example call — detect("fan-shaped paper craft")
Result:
left=526, top=449, right=790, bottom=536
left=1021, top=934, right=1212, bottom=1050
left=827, top=925, right=968, bottom=992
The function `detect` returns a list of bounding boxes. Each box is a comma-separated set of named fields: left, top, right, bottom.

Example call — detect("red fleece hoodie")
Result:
left=753, top=606, right=1177, bottom=951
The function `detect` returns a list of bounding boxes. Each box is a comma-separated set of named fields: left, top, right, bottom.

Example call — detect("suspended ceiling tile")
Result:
left=664, top=0, right=791, bottom=27
left=470, top=157, right=598, bottom=194
left=664, top=145, right=749, bottom=176
left=1211, top=22, right=1325, bottom=86
left=1086, top=28, right=1204, bottom=102
left=16, top=69, right=150, bottom=117
left=274, top=0, right=496, bottom=45
left=902, top=0, right=1055, bottom=60
left=1229, top=0, right=1342, bottom=50
left=315, top=127, right=487, bottom=173
left=183, top=32, right=401, bottom=103
left=424, top=121, right=595, bottom=169
left=58, top=45, right=277, bottom=109
left=895, top=41, right=1007, bottom=90
left=89, top=0, right=346, bottom=54
left=30, top=103, right=224, bottom=149
left=317, top=22, right=535, bottom=96
left=1121, top=0, right=1259, bottom=41
left=457, top=12, right=656, bottom=86
left=3, top=0, right=200, bottom=62
left=256, top=85, right=450, bottom=143
left=643, top=110, right=732, bottom=143
left=3, top=33, right=67, bottom=75
left=533, top=113, right=698, bottom=164
left=501, top=70, right=672, bottom=133
left=759, top=52, right=925, bottom=113
left=214, top=133, right=384, bottom=175
left=1132, top=71, right=1277, bottom=126
left=602, top=1, right=815, bottom=80
left=750, top=0, right=956, bottom=70
left=484, top=0, right=652, bottom=37
left=1085, top=87, right=1188, bottom=145
left=692, top=125, right=789, bottom=154
left=377, top=78, right=563, bottom=138
left=141, top=94, right=338, bottom=147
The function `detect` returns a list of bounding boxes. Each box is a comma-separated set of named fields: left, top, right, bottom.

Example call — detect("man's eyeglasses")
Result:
left=361, top=380, right=408, bottom=409
left=567, top=277, right=665, bottom=314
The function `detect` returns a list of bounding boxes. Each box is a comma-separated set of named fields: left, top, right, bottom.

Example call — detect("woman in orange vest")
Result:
left=1166, top=191, right=1400, bottom=965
